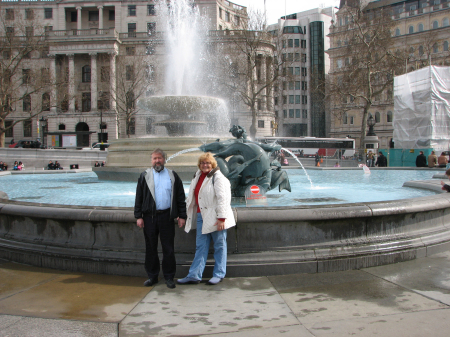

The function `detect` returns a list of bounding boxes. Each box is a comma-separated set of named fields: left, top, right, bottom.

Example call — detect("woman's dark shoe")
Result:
left=144, top=278, right=158, bottom=287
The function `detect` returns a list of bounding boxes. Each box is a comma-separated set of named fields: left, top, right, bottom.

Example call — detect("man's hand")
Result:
left=441, top=180, right=446, bottom=186
left=178, top=217, right=186, bottom=228
left=214, top=219, right=225, bottom=231
left=137, top=218, right=144, bottom=228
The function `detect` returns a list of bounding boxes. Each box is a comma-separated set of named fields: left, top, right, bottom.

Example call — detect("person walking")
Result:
left=375, top=152, right=387, bottom=167
left=134, top=148, right=187, bottom=289
left=416, top=151, right=427, bottom=167
left=177, top=152, right=236, bottom=285
left=428, top=151, right=438, bottom=168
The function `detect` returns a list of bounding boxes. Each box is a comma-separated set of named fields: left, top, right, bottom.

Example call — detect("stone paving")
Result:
left=1, top=252, right=450, bottom=336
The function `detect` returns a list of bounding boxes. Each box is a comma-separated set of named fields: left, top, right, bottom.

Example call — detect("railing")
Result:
left=47, top=28, right=119, bottom=40
left=119, top=31, right=162, bottom=39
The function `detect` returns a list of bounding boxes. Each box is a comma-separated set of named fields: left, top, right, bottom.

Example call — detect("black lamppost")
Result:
left=39, top=116, right=47, bottom=148
left=99, top=90, right=104, bottom=143
left=367, top=115, right=376, bottom=136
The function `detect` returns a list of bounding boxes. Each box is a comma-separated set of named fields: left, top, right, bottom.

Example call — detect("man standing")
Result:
left=375, top=151, right=387, bottom=167
left=416, top=151, right=427, bottom=167
left=428, top=151, right=438, bottom=168
left=134, top=149, right=186, bottom=289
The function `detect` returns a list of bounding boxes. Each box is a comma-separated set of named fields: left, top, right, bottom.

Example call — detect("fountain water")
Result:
left=281, top=148, right=314, bottom=188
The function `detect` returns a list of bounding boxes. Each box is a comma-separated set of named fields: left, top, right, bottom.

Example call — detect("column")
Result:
left=261, top=56, right=267, bottom=110
left=110, top=52, right=117, bottom=111
left=90, top=53, right=98, bottom=111
left=49, top=54, right=57, bottom=113
left=98, top=6, right=104, bottom=30
left=76, top=7, right=82, bottom=31
left=68, top=54, right=75, bottom=112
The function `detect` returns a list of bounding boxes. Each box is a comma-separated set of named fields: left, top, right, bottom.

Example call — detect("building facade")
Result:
left=268, top=7, right=335, bottom=137
left=328, top=0, right=450, bottom=149
left=1, top=0, right=280, bottom=148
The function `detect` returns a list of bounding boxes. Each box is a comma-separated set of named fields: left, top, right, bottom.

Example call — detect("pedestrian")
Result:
left=315, top=152, right=320, bottom=166
left=416, top=151, right=427, bottom=167
left=428, top=151, right=438, bottom=168
left=438, top=152, right=448, bottom=168
left=134, top=148, right=187, bottom=289
left=177, top=152, right=236, bottom=285
left=367, top=151, right=374, bottom=167
left=375, top=152, right=387, bottom=167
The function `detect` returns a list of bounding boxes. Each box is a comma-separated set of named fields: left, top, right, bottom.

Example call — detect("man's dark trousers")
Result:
left=143, top=210, right=176, bottom=280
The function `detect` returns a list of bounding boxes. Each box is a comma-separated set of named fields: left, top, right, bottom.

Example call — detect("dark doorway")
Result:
left=76, top=122, right=90, bottom=147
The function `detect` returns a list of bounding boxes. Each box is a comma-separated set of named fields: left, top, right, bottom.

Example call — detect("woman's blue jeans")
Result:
left=187, top=212, right=227, bottom=280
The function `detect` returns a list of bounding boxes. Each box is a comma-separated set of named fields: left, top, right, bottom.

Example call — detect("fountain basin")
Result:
left=1, top=190, right=450, bottom=277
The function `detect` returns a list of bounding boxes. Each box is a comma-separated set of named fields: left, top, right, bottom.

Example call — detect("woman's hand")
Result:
left=177, top=217, right=186, bottom=228
left=137, top=218, right=144, bottom=228
left=214, top=219, right=225, bottom=231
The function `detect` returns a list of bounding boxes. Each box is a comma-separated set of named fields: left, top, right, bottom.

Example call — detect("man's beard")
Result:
left=153, top=164, right=164, bottom=172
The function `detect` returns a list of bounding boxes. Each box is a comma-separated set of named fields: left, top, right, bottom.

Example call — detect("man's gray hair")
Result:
left=152, top=148, right=167, bottom=159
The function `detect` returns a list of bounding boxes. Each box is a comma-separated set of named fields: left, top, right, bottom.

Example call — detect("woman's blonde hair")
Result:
left=197, top=152, right=217, bottom=169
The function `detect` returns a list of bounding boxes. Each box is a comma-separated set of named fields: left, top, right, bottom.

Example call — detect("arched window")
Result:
left=75, top=122, right=90, bottom=147
left=395, top=28, right=400, bottom=36
left=418, top=23, right=424, bottom=32
left=58, top=124, right=65, bottom=131
left=387, top=111, right=393, bottom=123
left=444, top=41, right=449, bottom=51
left=433, top=43, right=439, bottom=53
left=82, top=65, right=91, bottom=83
left=375, top=111, right=381, bottom=123
left=42, top=92, right=50, bottom=111
left=433, top=20, right=439, bottom=29
left=343, top=113, right=348, bottom=124
left=419, top=46, right=424, bottom=56
left=443, top=18, right=449, bottom=27
left=408, top=25, right=414, bottom=34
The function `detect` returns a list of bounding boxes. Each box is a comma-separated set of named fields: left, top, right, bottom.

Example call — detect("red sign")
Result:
left=250, top=185, right=260, bottom=194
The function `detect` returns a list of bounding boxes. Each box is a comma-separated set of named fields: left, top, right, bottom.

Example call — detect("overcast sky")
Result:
left=234, top=0, right=340, bottom=25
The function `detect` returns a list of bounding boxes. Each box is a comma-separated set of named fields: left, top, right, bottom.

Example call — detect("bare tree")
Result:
left=327, top=5, right=407, bottom=147
left=104, top=49, right=152, bottom=138
left=0, top=7, right=61, bottom=147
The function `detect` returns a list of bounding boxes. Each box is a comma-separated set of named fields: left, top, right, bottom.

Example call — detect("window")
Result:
left=98, top=92, right=110, bottom=110
left=26, top=27, right=33, bottom=38
left=294, top=53, right=300, bottom=61
left=419, top=45, right=424, bottom=56
left=408, top=25, right=414, bottom=34
left=44, top=8, right=53, bottom=19
left=42, top=93, right=50, bottom=111
left=82, top=93, right=91, bottom=112
left=287, top=53, right=293, bottom=62
left=126, top=91, right=135, bottom=110
left=274, top=97, right=278, bottom=105
left=258, top=120, right=264, bottom=128
left=302, top=109, right=307, bottom=118
left=433, top=20, right=439, bottom=29
left=126, top=65, right=134, bottom=81
left=301, top=67, right=307, bottom=76
left=234, top=15, right=240, bottom=26
left=289, top=81, right=294, bottom=90
left=295, top=109, right=300, bottom=118
left=295, top=81, right=300, bottom=90
left=128, top=23, right=136, bottom=37
left=219, top=8, right=222, bottom=19
left=350, top=116, right=354, bottom=125
left=343, top=113, right=348, bottom=124
left=289, top=95, right=294, bottom=104
left=444, top=18, right=449, bottom=27
left=337, top=59, right=343, bottom=68
left=23, top=95, right=31, bottom=112
left=225, top=12, right=230, bottom=22
left=59, top=124, right=66, bottom=131
left=146, top=65, right=155, bottom=81
left=109, top=10, right=115, bottom=21
left=302, top=81, right=307, bottom=90
left=22, top=69, right=31, bottom=85
left=302, top=95, right=307, bottom=104
left=282, top=95, right=287, bottom=104
left=418, top=23, right=424, bottom=32
left=301, top=39, right=306, bottom=48
left=294, top=39, right=299, bottom=47
left=387, top=111, right=393, bottom=123
left=287, top=67, right=293, bottom=75
left=148, top=5, right=156, bottom=16
left=128, top=5, right=136, bottom=17
left=433, top=43, right=439, bottom=53
left=71, top=11, right=77, bottom=22
left=444, top=41, right=449, bottom=51
left=375, top=111, right=380, bottom=123
left=25, top=9, right=34, bottom=20
left=395, top=28, right=400, bottom=36
left=101, top=67, right=110, bottom=82
left=23, top=120, right=32, bottom=137
left=6, top=27, right=14, bottom=38
left=288, top=39, right=293, bottom=47
left=301, top=54, right=306, bottom=62
left=337, top=40, right=342, bottom=47
left=82, top=65, right=91, bottom=83
left=147, top=22, right=156, bottom=35
left=289, top=109, right=294, bottom=118
left=5, top=121, right=13, bottom=137
left=126, top=47, right=135, bottom=55
left=44, top=26, right=53, bottom=32
left=5, top=9, right=14, bottom=20
left=295, top=95, right=300, bottom=104
left=89, top=11, right=99, bottom=21
left=283, top=110, right=287, bottom=118
left=294, top=67, right=300, bottom=75
left=127, top=117, right=135, bottom=135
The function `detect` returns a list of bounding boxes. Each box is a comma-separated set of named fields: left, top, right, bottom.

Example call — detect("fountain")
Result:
left=1, top=0, right=450, bottom=278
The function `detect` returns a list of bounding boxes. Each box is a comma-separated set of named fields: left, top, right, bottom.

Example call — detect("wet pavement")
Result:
left=1, top=252, right=450, bottom=336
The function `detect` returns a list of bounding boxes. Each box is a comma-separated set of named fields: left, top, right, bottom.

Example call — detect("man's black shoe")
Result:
left=166, top=279, right=176, bottom=289
left=144, top=278, right=158, bottom=287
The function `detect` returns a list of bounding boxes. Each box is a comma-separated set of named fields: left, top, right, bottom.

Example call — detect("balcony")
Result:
left=46, top=28, right=119, bottom=42
left=119, top=31, right=163, bottom=40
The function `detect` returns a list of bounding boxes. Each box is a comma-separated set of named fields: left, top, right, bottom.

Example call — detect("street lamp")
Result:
left=39, top=116, right=47, bottom=148
left=366, top=115, right=376, bottom=136
left=99, top=90, right=104, bottom=143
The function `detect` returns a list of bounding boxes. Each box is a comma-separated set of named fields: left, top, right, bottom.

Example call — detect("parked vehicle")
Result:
left=8, top=140, right=42, bottom=149
left=81, top=143, right=110, bottom=150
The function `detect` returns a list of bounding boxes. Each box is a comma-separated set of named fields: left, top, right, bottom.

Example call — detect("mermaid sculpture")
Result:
left=199, top=125, right=291, bottom=197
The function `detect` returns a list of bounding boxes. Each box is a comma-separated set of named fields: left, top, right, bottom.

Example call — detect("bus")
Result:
left=257, top=137, right=356, bottom=158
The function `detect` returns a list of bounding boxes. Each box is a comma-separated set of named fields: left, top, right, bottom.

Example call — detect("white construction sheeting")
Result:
left=393, top=66, right=450, bottom=150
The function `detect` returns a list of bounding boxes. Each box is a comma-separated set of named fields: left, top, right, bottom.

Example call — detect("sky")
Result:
left=234, top=0, right=341, bottom=25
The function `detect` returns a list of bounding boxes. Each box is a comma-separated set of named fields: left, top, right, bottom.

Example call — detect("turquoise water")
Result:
left=0, top=170, right=440, bottom=207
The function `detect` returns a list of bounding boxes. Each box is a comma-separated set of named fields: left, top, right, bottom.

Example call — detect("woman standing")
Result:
left=178, top=152, right=236, bottom=285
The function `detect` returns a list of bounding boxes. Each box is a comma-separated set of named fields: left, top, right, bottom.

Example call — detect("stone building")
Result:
left=268, top=7, right=336, bottom=137
left=1, top=0, right=279, bottom=148
left=328, top=0, right=450, bottom=149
